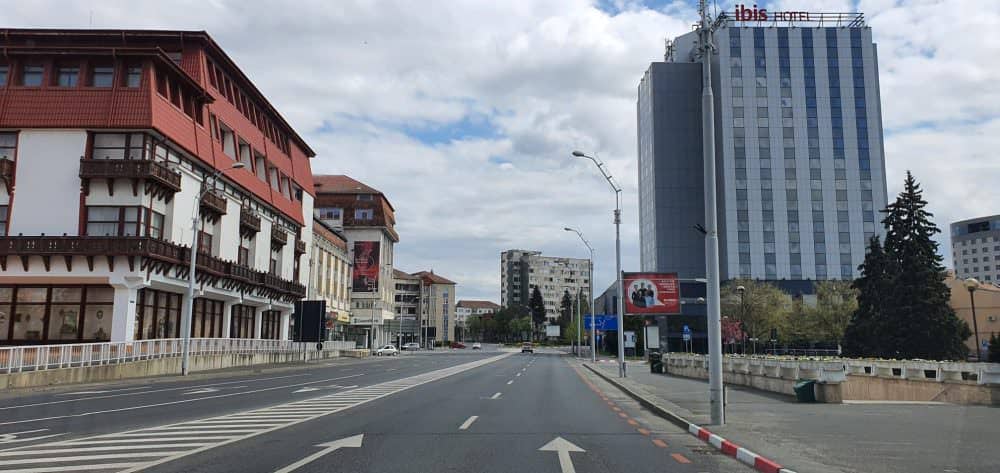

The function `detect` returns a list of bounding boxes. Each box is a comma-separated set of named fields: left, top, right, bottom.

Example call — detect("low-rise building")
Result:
left=393, top=269, right=421, bottom=345
left=947, top=273, right=1000, bottom=358
left=456, top=300, right=501, bottom=342
left=412, top=271, right=456, bottom=344
left=308, top=219, right=352, bottom=340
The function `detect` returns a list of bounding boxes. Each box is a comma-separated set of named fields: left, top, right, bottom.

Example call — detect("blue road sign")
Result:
left=682, top=325, right=691, bottom=334
left=584, top=315, right=618, bottom=331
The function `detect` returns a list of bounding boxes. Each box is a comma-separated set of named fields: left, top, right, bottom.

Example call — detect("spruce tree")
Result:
left=843, top=235, right=893, bottom=357
left=848, top=172, right=971, bottom=360
left=529, top=287, right=547, bottom=329
left=558, top=291, right=573, bottom=331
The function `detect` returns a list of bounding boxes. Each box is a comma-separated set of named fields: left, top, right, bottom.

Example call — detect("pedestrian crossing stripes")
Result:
left=0, top=353, right=510, bottom=473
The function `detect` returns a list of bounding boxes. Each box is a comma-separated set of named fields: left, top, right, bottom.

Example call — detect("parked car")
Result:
left=375, top=344, right=399, bottom=356
left=450, top=341, right=466, bottom=349
left=472, top=342, right=482, bottom=350
left=402, top=342, right=420, bottom=351
left=521, top=342, right=533, bottom=353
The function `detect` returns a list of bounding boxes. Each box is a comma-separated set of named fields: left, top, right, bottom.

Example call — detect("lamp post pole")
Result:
left=565, top=227, right=595, bottom=361
left=965, top=278, right=982, bottom=360
left=571, top=151, right=625, bottom=377
left=181, top=162, right=244, bottom=376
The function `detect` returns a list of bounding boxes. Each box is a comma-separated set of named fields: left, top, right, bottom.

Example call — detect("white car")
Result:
left=472, top=342, right=482, bottom=350
left=375, top=344, right=399, bottom=356
left=402, top=342, right=420, bottom=351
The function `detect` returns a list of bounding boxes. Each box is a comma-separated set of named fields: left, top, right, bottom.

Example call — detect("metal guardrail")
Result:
left=0, top=338, right=354, bottom=374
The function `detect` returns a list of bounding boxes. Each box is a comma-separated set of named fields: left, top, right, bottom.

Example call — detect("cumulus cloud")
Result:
left=5, top=0, right=997, bottom=299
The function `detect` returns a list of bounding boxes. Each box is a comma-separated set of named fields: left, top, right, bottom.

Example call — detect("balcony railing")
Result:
left=79, top=158, right=182, bottom=196
left=240, top=207, right=261, bottom=234
left=271, top=227, right=287, bottom=246
left=0, top=236, right=306, bottom=301
left=200, top=190, right=228, bottom=219
left=294, top=239, right=306, bottom=255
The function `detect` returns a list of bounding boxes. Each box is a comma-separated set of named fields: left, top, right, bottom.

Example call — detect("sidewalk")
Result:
left=587, top=362, right=1000, bottom=473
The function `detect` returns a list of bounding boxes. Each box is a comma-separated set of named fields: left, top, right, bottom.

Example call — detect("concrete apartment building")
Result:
left=308, top=218, right=352, bottom=340
left=0, top=29, right=313, bottom=345
left=392, top=269, right=421, bottom=345
left=500, top=250, right=591, bottom=320
left=951, top=215, right=1000, bottom=283
left=412, top=271, right=456, bottom=344
left=638, top=16, right=889, bottom=286
left=313, top=175, right=397, bottom=348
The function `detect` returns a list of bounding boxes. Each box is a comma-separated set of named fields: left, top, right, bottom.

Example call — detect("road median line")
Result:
left=581, top=362, right=797, bottom=473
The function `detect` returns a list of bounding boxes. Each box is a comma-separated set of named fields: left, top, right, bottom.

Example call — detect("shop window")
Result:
left=231, top=304, right=256, bottom=338
left=2, top=285, right=114, bottom=343
left=192, top=298, right=224, bottom=338
left=134, top=288, right=181, bottom=340
left=261, top=310, right=281, bottom=339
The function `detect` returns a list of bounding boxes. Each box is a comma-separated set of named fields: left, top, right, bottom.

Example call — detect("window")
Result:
left=192, top=298, right=224, bottom=338
left=91, top=133, right=146, bottom=160
left=280, top=175, right=292, bottom=200
left=269, top=167, right=280, bottom=189
left=355, top=209, right=374, bottom=220
left=198, top=230, right=213, bottom=255
left=155, top=69, right=168, bottom=96
left=230, top=305, right=255, bottom=339
left=0, top=132, right=16, bottom=160
left=85, top=206, right=144, bottom=237
left=219, top=122, right=236, bottom=157
left=22, top=65, right=43, bottom=86
left=3, top=285, right=115, bottom=343
left=254, top=154, right=267, bottom=182
left=318, top=208, right=342, bottom=220
left=261, top=310, right=281, bottom=339
left=238, top=234, right=252, bottom=266
left=238, top=140, right=253, bottom=169
left=149, top=211, right=165, bottom=240
left=0, top=64, right=9, bottom=87
left=90, top=65, right=114, bottom=87
left=357, top=194, right=374, bottom=201
left=0, top=205, right=7, bottom=236
left=134, top=288, right=181, bottom=340
left=270, top=247, right=281, bottom=275
left=125, top=65, right=142, bottom=87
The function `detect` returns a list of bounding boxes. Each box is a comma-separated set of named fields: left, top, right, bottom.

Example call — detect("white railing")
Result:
left=0, top=338, right=348, bottom=374
left=323, top=340, right=358, bottom=351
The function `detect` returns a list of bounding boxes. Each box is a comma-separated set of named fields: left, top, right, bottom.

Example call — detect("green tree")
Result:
left=989, top=333, right=1000, bottom=363
left=558, top=291, right=573, bottom=330
left=508, top=316, right=531, bottom=341
left=529, top=287, right=547, bottom=333
left=845, top=173, right=970, bottom=360
left=466, top=315, right=483, bottom=342
left=810, top=281, right=859, bottom=344
left=721, top=279, right=791, bottom=348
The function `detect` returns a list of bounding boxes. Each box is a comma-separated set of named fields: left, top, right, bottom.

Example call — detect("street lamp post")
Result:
left=565, top=227, right=595, bottom=362
left=181, top=162, right=245, bottom=376
left=570, top=152, right=625, bottom=377
left=964, top=278, right=982, bottom=361
left=736, top=285, right=745, bottom=355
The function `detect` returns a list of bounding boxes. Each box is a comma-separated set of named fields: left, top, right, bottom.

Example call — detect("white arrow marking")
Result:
left=539, top=437, right=585, bottom=473
left=273, top=434, right=364, bottom=473
left=293, top=387, right=320, bottom=393
left=182, top=388, right=219, bottom=395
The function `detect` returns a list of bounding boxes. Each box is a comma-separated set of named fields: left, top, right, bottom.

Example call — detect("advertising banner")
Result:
left=584, top=315, right=618, bottom=331
left=545, top=325, right=561, bottom=338
left=352, top=241, right=380, bottom=292
left=623, top=272, right=681, bottom=315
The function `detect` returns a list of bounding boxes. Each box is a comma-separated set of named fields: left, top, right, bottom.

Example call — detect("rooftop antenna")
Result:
left=664, top=38, right=675, bottom=62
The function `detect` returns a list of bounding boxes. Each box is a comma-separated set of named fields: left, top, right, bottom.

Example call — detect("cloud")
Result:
left=5, top=0, right=997, bottom=299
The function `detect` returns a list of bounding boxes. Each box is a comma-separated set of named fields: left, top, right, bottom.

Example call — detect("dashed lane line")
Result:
left=458, top=416, right=479, bottom=430
left=0, top=354, right=511, bottom=473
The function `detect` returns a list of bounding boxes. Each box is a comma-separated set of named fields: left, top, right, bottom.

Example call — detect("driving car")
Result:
left=375, top=344, right=399, bottom=356
left=450, top=341, right=466, bottom=349
left=472, top=342, right=482, bottom=350
left=402, top=342, right=420, bottom=351
left=521, top=342, right=533, bottom=353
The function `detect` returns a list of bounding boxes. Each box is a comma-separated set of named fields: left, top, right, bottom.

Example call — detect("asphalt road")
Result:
left=0, top=349, right=753, bottom=472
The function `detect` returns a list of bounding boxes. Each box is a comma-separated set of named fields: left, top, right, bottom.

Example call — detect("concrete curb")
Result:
left=582, top=363, right=797, bottom=473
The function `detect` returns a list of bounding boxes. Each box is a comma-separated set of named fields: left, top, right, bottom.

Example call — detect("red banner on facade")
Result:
left=352, top=241, right=380, bottom=292
left=623, top=272, right=681, bottom=315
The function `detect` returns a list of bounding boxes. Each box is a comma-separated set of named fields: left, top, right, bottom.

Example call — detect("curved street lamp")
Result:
left=964, top=277, right=982, bottom=361
left=571, top=150, right=626, bottom=377
left=181, top=162, right=245, bottom=375
left=565, top=227, right=595, bottom=362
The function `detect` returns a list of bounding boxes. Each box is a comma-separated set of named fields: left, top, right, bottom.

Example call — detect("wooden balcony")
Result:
left=79, top=158, right=182, bottom=201
left=0, top=236, right=306, bottom=302
left=239, top=207, right=261, bottom=235
left=199, top=190, right=227, bottom=222
left=0, top=158, right=13, bottom=193
left=294, top=239, right=306, bottom=255
left=271, top=227, right=287, bottom=247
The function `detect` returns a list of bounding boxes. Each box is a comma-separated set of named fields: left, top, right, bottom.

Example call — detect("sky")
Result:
left=6, top=0, right=999, bottom=302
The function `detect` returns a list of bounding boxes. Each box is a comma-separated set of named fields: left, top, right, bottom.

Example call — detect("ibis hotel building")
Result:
left=0, top=29, right=314, bottom=345
left=638, top=12, right=889, bottom=285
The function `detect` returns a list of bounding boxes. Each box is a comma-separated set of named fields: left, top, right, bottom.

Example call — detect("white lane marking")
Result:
left=119, top=430, right=258, bottom=437
left=516, top=373, right=522, bottom=377
left=0, top=374, right=365, bottom=427
left=490, top=392, right=502, bottom=399
left=0, top=444, right=205, bottom=456
left=0, top=451, right=186, bottom=465
left=0, top=434, right=67, bottom=447
left=0, top=462, right=142, bottom=472
left=55, top=391, right=110, bottom=396
left=0, top=374, right=308, bottom=411
left=539, top=437, right=585, bottom=473
left=181, top=388, right=219, bottom=395
left=507, top=380, right=514, bottom=385
left=458, top=416, right=478, bottom=430
left=292, top=387, right=320, bottom=393
left=59, top=437, right=234, bottom=445
left=272, top=434, right=363, bottom=473
left=1, top=430, right=47, bottom=437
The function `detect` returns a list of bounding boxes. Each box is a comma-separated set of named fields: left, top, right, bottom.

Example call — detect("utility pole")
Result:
left=698, top=0, right=725, bottom=425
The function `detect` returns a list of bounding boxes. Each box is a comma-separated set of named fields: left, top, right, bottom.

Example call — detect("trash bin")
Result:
left=793, top=379, right=817, bottom=403
left=649, top=350, right=663, bottom=374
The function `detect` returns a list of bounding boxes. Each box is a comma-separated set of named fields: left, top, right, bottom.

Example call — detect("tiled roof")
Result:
left=412, top=270, right=456, bottom=285
left=457, top=300, right=501, bottom=310
left=393, top=269, right=420, bottom=280
left=313, top=175, right=382, bottom=195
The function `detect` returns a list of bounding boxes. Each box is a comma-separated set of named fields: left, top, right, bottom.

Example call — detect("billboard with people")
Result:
left=352, top=241, right=380, bottom=292
left=622, top=272, right=681, bottom=315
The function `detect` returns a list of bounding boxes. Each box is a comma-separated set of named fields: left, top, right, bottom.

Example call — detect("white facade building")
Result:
left=500, top=250, right=591, bottom=320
